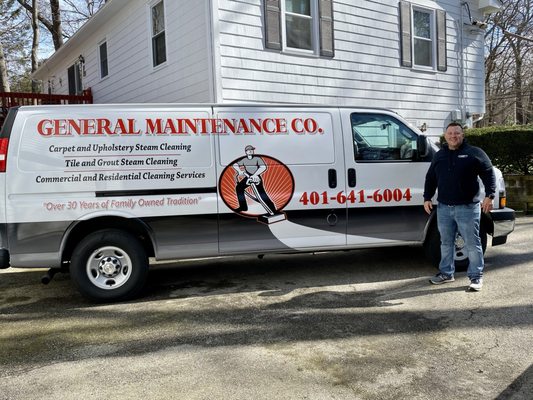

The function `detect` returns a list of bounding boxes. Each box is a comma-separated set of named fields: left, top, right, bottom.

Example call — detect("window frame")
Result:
left=400, top=1, right=446, bottom=72
left=280, top=0, right=320, bottom=55
left=150, top=0, right=167, bottom=68
left=411, top=6, right=436, bottom=71
left=98, top=40, right=109, bottom=79
left=264, top=0, right=334, bottom=57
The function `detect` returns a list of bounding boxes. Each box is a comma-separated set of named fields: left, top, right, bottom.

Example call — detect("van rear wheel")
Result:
left=425, top=224, right=487, bottom=271
left=70, top=229, right=148, bottom=302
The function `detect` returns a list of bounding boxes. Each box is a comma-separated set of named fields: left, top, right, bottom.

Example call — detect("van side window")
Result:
left=351, top=113, right=417, bottom=162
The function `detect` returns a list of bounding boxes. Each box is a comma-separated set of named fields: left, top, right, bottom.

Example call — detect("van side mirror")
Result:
left=416, top=135, right=429, bottom=158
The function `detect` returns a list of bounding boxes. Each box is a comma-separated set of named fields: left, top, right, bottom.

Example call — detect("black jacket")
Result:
left=423, top=140, right=496, bottom=205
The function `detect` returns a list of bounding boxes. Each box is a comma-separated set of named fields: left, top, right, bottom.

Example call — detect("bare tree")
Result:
left=0, top=0, right=29, bottom=92
left=49, top=0, right=62, bottom=49
left=16, top=0, right=63, bottom=50
left=484, top=0, right=533, bottom=125
left=30, top=0, right=39, bottom=92
left=0, top=41, right=9, bottom=92
left=1, top=0, right=105, bottom=92
left=61, top=0, right=106, bottom=37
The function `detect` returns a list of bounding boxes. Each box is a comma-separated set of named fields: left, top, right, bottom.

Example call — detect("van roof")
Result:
left=15, top=103, right=398, bottom=114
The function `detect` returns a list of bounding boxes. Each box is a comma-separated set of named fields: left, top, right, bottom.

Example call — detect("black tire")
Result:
left=70, top=229, right=148, bottom=302
left=424, top=224, right=487, bottom=272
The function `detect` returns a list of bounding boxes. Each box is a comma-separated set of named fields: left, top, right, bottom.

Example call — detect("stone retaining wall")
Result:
left=505, top=175, right=533, bottom=214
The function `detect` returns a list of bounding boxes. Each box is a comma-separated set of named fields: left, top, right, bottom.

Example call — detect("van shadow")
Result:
left=0, top=245, right=433, bottom=313
left=143, top=245, right=433, bottom=301
left=495, top=363, right=533, bottom=400
left=1, top=244, right=532, bottom=375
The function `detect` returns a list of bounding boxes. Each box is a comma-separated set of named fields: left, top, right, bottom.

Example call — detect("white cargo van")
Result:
left=0, top=104, right=515, bottom=301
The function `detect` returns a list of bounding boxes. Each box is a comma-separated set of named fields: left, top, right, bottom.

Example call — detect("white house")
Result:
left=32, top=0, right=502, bottom=137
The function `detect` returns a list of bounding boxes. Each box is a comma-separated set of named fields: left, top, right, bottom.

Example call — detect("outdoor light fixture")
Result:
left=471, top=19, right=488, bottom=29
left=478, top=0, right=502, bottom=15
left=78, top=54, right=85, bottom=64
left=462, top=2, right=489, bottom=32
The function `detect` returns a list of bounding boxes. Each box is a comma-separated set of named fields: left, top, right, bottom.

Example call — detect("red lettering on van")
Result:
left=37, top=118, right=141, bottom=136
left=37, top=119, right=69, bottom=136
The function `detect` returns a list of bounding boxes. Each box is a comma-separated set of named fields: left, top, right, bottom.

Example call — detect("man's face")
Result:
left=246, top=149, right=254, bottom=158
left=445, top=125, right=464, bottom=150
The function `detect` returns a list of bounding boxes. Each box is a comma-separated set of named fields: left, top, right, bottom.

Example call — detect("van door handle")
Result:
left=348, top=168, right=356, bottom=187
left=328, top=169, right=337, bottom=188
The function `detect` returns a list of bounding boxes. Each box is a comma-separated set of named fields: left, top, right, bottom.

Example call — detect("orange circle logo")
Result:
left=219, top=154, right=294, bottom=217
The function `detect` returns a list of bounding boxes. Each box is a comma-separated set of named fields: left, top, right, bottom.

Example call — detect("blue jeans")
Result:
left=437, top=202, right=484, bottom=280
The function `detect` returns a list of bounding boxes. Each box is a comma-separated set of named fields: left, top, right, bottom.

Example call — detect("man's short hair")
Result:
left=446, top=121, right=464, bottom=131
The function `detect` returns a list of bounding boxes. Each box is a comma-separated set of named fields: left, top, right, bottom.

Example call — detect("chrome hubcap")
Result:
left=86, top=246, right=132, bottom=290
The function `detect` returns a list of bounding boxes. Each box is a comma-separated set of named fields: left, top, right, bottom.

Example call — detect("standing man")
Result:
left=423, top=122, right=496, bottom=291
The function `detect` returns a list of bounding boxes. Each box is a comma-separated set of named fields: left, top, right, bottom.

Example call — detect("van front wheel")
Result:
left=70, top=229, right=148, bottom=302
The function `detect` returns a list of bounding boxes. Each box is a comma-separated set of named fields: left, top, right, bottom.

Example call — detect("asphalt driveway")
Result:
left=1, top=217, right=532, bottom=400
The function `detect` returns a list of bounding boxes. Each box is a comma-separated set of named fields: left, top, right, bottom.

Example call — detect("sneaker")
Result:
left=429, top=273, right=455, bottom=285
left=469, top=278, right=483, bottom=291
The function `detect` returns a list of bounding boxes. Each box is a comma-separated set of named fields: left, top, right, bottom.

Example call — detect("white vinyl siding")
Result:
left=36, top=0, right=212, bottom=104
left=214, top=0, right=482, bottom=136
left=33, top=0, right=486, bottom=137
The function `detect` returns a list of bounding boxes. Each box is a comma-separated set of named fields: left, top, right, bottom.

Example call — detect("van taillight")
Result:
left=0, top=138, right=8, bottom=172
left=499, top=190, right=507, bottom=209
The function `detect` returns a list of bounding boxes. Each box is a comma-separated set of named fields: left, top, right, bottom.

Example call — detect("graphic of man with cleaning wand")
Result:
left=232, top=145, right=277, bottom=215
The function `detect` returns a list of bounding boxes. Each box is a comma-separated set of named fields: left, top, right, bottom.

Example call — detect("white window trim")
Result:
left=280, top=0, right=320, bottom=56
left=411, top=6, right=437, bottom=71
left=148, top=0, right=168, bottom=70
left=97, top=39, right=109, bottom=80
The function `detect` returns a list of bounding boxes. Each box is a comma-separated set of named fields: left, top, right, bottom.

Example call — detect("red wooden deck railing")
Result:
left=0, top=88, right=93, bottom=131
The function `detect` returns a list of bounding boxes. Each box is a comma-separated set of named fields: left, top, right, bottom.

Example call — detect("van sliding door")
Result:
left=214, top=106, right=347, bottom=254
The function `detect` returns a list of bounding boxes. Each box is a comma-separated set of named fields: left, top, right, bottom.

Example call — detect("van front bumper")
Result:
left=489, top=207, right=516, bottom=246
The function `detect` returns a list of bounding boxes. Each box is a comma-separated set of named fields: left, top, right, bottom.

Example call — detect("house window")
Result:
left=284, top=0, right=315, bottom=51
left=264, top=0, right=334, bottom=57
left=67, top=62, right=83, bottom=95
left=151, top=0, right=166, bottom=67
left=412, top=8, right=433, bottom=67
left=399, top=1, right=447, bottom=72
left=99, top=41, right=109, bottom=78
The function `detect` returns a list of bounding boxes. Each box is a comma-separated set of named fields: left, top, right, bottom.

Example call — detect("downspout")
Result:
left=207, top=0, right=220, bottom=103
left=459, top=2, right=467, bottom=123
left=460, top=1, right=487, bottom=127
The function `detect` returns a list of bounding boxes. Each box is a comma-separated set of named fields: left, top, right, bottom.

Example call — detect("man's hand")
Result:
left=424, top=201, right=433, bottom=215
left=482, top=197, right=494, bottom=213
